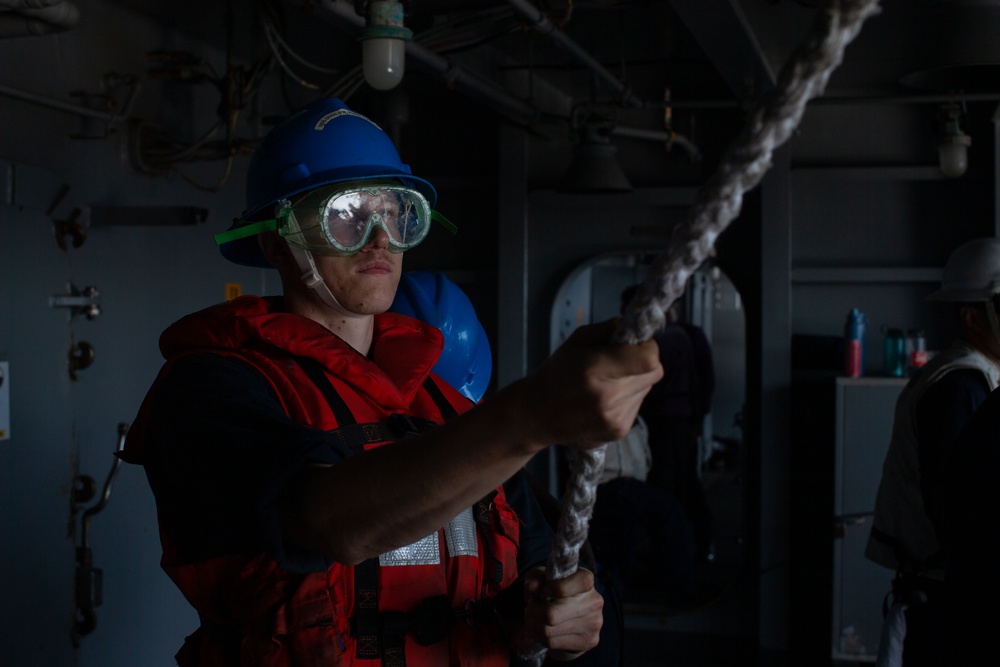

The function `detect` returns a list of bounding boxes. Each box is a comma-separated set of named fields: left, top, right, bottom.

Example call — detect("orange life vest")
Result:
left=124, top=297, right=522, bottom=666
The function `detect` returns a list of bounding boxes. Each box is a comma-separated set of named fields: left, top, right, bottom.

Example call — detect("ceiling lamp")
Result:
left=561, top=120, right=633, bottom=193
left=901, top=1, right=1000, bottom=92
left=359, top=1, right=412, bottom=91
left=938, top=103, right=971, bottom=178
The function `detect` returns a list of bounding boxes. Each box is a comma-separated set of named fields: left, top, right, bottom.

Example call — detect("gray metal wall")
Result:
left=0, top=3, right=267, bottom=664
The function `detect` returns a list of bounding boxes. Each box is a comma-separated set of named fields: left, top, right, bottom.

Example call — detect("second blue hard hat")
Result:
left=390, top=271, right=493, bottom=403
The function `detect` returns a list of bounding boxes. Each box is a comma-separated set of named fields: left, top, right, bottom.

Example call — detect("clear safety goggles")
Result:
left=216, top=183, right=455, bottom=256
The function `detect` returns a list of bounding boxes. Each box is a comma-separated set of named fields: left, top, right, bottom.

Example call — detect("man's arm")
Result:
left=280, top=318, right=663, bottom=566
left=143, top=353, right=353, bottom=571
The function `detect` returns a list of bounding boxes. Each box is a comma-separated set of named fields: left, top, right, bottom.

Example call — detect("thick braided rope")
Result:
left=521, top=1, right=881, bottom=662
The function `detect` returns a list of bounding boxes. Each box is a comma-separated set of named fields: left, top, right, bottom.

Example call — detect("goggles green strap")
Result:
left=213, top=218, right=278, bottom=246
left=432, top=210, right=458, bottom=235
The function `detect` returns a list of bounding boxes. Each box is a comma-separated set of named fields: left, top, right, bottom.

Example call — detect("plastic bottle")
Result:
left=906, top=328, right=928, bottom=376
left=883, top=327, right=906, bottom=377
left=844, top=308, right=867, bottom=378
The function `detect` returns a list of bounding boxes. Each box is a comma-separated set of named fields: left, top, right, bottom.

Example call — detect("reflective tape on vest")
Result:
left=379, top=508, right=479, bottom=566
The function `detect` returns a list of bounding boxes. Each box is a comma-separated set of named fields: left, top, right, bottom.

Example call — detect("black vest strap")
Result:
left=296, top=356, right=357, bottom=426
left=422, top=374, right=461, bottom=420
left=296, top=356, right=445, bottom=452
left=473, top=490, right=504, bottom=593
left=380, top=611, right=407, bottom=667
left=353, top=558, right=381, bottom=660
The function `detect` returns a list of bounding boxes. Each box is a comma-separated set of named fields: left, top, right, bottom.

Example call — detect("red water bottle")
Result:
left=844, top=308, right=866, bottom=377
left=906, top=328, right=928, bottom=375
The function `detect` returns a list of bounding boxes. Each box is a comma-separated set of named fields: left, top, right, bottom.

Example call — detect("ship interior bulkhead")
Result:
left=1, top=0, right=998, bottom=665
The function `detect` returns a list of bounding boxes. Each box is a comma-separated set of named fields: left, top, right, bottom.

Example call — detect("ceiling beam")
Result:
left=667, top=0, right=775, bottom=101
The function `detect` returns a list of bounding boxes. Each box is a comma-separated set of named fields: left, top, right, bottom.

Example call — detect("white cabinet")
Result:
left=831, top=377, right=907, bottom=662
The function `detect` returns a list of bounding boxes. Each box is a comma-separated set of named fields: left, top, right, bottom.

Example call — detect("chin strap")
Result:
left=286, top=243, right=366, bottom=319
left=269, top=197, right=364, bottom=320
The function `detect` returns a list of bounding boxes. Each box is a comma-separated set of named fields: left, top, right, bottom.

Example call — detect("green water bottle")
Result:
left=883, top=327, right=905, bottom=377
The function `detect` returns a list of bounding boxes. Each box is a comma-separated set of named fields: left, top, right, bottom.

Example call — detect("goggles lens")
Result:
left=281, top=185, right=432, bottom=255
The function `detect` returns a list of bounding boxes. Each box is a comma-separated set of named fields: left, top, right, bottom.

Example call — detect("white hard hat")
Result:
left=927, top=237, right=1000, bottom=302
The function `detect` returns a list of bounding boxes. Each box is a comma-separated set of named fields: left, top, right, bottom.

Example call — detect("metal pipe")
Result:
left=0, top=76, right=139, bottom=123
left=812, top=92, right=1000, bottom=106
left=79, top=423, right=129, bottom=549
left=503, top=0, right=644, bottom=109
left=406, top=40, right=541, bottom=123
left=992, top=103, right=1000, bottom=237
left=0, top=0, right=66, bottom=9
left=316, top=0, right=541, bottom=124
left=671, top=92, right=1000, bottom=110
left=612, top=125, right=702, bottom=162
left=0, top=0, right=79, bottom=37
left=653, top=92, right=1000, bottom=110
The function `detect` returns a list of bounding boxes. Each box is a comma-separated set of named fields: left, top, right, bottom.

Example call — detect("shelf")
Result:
left=791, top=267, right=941, bottom=284
left=836, top=376, right=909, bottom=388
left=791, top=166, right=947, bottom=183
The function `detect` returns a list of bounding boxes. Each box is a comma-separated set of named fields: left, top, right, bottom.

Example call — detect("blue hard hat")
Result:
left=220, top=97, right=437, bottom=267
left=390, top=271, right=493, bottom=403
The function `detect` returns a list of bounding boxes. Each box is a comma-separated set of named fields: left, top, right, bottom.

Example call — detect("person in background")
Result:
left=120, top=97, right=662, bottom=666
left=941, top=382, right=1000, bottom=666
left=585, top=414, right=701, bottom=608
left=624, top=285, right=716, bottom=563
left=866, top=237, right=1000, bottom=667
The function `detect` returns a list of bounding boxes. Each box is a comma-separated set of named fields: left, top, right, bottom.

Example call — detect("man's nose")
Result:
left=363, top=224, right=391, bottom=250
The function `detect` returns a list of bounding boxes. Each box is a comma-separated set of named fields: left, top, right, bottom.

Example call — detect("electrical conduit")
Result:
left=0, top=0, right=80, bottom=38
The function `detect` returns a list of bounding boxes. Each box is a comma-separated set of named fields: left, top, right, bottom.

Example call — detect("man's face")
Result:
left=311, top=224, right=403, bottom=315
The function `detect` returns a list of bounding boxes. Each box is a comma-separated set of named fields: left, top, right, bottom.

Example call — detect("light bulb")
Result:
left=362, top=37, right=406, bottom=91
left=938, top=133, right=971, bottom=178
left=359, top=1, right=411, bottom=92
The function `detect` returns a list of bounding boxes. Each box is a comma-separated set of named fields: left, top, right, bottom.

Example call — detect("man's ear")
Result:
left=258, top=231, right=292, bottom=269
left=960, top=303, right=985, bottom=335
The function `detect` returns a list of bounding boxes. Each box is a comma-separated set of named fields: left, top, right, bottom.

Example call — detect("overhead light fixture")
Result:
left=938, top=103, right=971, bottom=178
left=359, top=1, right=412, bottom=91
left=560, top=119, right=633, bottom=193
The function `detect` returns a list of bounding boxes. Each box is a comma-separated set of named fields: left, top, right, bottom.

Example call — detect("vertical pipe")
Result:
left=993, top=103, right=1000, bottom=237
left=758, top=143, right=793, bottom=655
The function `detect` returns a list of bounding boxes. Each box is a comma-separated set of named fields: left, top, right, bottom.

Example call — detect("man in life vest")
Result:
left=121, top=97, right=662, bottom=667
left=866, top=237, right=1000, bottom=667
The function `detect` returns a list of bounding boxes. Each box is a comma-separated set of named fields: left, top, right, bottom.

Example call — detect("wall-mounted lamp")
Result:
left=359, top=1, right=412, bottom=91
left=560, top=117, right=633, bottom=193
left=938, top=103, right=971, bottom=178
